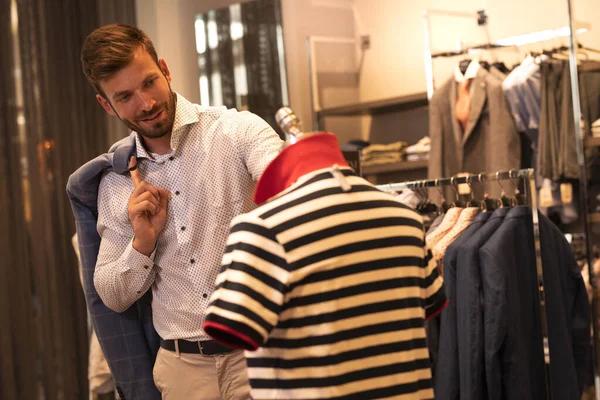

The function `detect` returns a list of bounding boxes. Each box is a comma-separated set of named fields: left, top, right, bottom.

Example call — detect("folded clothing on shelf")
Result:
left=361, top=141, right=407, bottom=167
left=405, top=136, right=431, bottom=155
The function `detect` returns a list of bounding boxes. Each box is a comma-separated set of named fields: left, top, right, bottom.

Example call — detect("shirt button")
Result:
left=190, top=259, right=195, bottom=264
left=169, top=156, right=174, bottom=161
left=137, top=291, right=142, bottom=294
left=181, top=226, right=186, bottom=231
left=143, top=265, right=149, bottom=270
left=175, top=191, right=180, bottom=195
left=203, top=293, right=208, bottom=299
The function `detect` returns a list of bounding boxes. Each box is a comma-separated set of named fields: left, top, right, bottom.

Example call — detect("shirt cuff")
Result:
left=122, top=238, right=156, bottom=270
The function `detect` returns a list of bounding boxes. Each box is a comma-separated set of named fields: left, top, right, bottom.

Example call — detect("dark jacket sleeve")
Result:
left=566, top=251, right=592, bottom=392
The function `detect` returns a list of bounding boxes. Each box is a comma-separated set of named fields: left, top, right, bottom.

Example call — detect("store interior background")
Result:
left=1, top=0, right=599, bottom=399
left=137, top=0, right=600, bottom=145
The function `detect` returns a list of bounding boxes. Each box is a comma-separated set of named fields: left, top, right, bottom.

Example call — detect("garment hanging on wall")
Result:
left=428, top=67, right=521, bottom=201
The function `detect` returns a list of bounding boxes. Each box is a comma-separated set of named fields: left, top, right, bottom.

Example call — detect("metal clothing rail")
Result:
left=376, top=168, right=553, bottom=399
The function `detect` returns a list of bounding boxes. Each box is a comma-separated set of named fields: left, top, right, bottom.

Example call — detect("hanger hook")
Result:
left=435, top=178, right=444, bottom=198
left=450, top=176, right=460, bottom=202
left=496, top=171, right=507, bottom=196
left=508, top=169, right=521, bottom=195
left=467, top=175, right=476, bottom=202
left=479, top=172, right=487, bottom=195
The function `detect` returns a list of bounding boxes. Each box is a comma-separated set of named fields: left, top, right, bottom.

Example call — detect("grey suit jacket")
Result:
left=428, top=69, right=521, bottom=200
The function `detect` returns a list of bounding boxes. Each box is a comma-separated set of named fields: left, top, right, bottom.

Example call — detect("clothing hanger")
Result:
left=417, top=182, right=439, bottom=215
left=450, top=176, right=466, bottom=208
left=509, top=169, right=528, bottom=205
left=466, top=176, right=485, bottom=210
left=478, top=173, right=501, bottom=211
left=435, top=179, right=450, bottom=214
left=496, top=172, right=517, bottom=207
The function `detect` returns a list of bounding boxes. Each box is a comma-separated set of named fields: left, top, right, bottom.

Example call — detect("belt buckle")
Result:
left=197, top=341, right=205, bottom=356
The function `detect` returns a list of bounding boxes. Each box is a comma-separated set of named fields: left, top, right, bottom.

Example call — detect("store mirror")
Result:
left=193, top=0, right=288, bottom=135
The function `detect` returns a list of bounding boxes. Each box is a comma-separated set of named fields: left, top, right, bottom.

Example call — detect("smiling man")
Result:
left=79, top=24, right=282, bottom=399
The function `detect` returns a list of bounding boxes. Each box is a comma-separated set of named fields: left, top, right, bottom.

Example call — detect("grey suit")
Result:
left=428, top=69, right=521, bottom=201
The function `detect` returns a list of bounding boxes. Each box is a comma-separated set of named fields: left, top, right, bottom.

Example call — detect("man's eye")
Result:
left=120, top=94, right=131, bottom=102
left=145, top=79, right=156, bottom=87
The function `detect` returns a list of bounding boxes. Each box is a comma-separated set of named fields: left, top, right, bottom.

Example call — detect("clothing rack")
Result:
left=431, top=43, right=513, bottom=59
left=422, top=8, right=591, bottom=100
left=376, top=168, right=553, bottom=398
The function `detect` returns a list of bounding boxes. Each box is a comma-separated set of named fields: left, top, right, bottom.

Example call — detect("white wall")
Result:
left=281, top=0, right=357, bottom=132
left=354, top=0, right=600, bottom=102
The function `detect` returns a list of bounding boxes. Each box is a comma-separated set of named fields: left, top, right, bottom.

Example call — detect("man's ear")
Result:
left=96, top=94, right=116, bottom=116
left=158, top=58, right=172, bottom=83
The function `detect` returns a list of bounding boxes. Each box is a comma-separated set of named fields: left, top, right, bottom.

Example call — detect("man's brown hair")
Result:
left=81, top=24, right=159, bottom=97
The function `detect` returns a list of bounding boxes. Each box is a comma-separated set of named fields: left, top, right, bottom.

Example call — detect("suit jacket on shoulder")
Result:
left=66, top=133, right=160, bottom=400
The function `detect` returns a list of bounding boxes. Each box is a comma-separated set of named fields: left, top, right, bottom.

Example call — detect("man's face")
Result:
left=96, top=47, right=176, bottom=140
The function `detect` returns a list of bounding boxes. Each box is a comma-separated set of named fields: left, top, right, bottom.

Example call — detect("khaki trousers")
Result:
left=153, top=347, right=251, bottom=400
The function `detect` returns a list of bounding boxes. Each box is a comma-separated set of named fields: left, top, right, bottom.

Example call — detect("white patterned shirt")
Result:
left=94, top=93, right=283, bottom=341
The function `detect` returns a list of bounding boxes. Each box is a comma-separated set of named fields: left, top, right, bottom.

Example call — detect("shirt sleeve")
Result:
left=423, top=246, right=447, bottom=319
left=203, top=214, right=289, bottom=350
left=234, top=111, right=283, bottom=181
left=94, top=174, right=157, bottom=313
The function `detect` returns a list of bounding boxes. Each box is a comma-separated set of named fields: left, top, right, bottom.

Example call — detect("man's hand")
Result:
left=128, top=157, right=170, bottom=256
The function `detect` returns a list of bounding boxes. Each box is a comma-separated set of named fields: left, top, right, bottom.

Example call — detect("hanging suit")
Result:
left=428, top=68, right=521, bottom=201
left=434, top=210, right=492, bottom=400
left=480, top=206, right=590, bottom=399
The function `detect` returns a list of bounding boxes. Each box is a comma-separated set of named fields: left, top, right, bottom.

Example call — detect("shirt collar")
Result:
left=454, top=59, right=480, bottom=83
left=253, top=133, right=349, bottom=205
left=134, top=92, right=200, bottom=161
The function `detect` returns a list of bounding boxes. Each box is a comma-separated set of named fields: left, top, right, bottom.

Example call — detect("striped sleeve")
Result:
left=203, top=214, right=289, bottom=350
left=423, top=247, right=447, bottom=319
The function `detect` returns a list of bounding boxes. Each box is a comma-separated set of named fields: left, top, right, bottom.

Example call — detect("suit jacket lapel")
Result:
left=462, top=69, right=488, bottom=145
left=448, top=79, right=463, bottom=147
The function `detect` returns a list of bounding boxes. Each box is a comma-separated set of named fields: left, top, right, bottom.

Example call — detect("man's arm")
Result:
left=94, top=159, right=169, bottom=312
left=235, top=111, right=283, bottom=181
left=94, top=173, right=158, bottom=312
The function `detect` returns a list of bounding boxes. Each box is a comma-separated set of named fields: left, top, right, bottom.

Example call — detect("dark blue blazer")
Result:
left=479, top=206, right=590, bottom=400
left=66, top=133, right=160, bottom=400
left=453, top=207, right=510, bottom=400
left=434, top=210, right=492, bottom=400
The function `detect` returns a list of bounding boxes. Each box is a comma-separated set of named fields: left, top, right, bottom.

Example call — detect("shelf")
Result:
left=362, top=159, right=429, bottom=175
left=317, top=92, right=429, bottom=118
left=585, top=137, right=600, bottom=148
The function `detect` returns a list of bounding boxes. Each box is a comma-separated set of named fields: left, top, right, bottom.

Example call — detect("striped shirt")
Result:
left=204, top=165, right=446, bottom=400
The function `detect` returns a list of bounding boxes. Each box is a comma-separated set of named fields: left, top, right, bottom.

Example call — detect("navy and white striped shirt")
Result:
left=205, top=165, right=446, bottom=400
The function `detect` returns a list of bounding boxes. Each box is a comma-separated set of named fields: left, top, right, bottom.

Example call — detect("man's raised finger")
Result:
left=129, top=156, right=142, bottom=187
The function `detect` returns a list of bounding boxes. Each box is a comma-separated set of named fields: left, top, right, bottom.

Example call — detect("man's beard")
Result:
left=120, top=88, right=176, bottom=140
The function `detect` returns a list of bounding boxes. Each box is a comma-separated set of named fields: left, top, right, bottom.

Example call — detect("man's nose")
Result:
left=137, top=92, right=155, bottom=111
